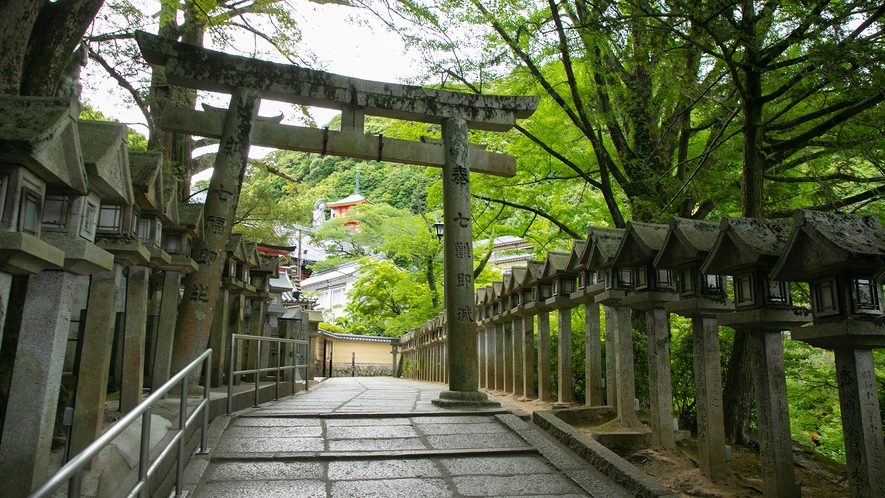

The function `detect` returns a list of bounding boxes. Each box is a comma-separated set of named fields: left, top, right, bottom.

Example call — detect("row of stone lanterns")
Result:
left=0, top=96, right=307, bottom=497
left=400, top=209, right=885, bottom=498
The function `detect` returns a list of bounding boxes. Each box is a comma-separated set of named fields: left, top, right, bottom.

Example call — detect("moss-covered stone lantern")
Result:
left=542, top=250, right=578, bottom=406
left=612, top=221, right=676, bottom=450
left=703, top=217, right=804, bottom=497
left=654, top=217, right=731, bottom=482
left=770, top=209, right=885, bottom=497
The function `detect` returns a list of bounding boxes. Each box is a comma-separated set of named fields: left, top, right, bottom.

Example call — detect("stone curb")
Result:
left=210, top=447, right=539, bottom=461
left=496, top=413, right=624, bottom=497
left=532, top=410, right=679, bottom=498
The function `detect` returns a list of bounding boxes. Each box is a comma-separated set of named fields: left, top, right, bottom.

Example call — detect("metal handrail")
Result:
left=29, top=349, right=213, bottom=498
left=227, top=334, right=309, bottom=414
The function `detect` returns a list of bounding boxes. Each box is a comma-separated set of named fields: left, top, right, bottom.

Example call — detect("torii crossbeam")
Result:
left=136, top=31, right=538, bottom=404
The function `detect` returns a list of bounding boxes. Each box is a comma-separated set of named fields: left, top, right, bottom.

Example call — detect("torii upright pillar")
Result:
left=433, top=118, right=496, bottom=406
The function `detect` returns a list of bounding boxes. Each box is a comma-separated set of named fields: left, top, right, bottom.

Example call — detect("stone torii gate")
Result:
left=134, top=32, right=538, bottom=405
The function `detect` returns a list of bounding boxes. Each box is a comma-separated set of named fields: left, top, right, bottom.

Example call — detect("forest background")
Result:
left=3, top=0, right=885, bottom=468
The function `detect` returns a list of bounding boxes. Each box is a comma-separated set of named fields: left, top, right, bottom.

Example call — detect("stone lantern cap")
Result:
left=0, top=96, right=87, bottom=194
left=162, top=180, right=180, bottom=225
left=79, top=120, right=134, bottom=205
left=490, top=280, right=506, bottom=323
left=612, top=222, right=669, bottom=267
left=702, top=217, right=792, bottom=275
left=542, top=251, right=571, bottom=278
left=654, top=217, right=720, bottom=269
left=542, top=251, right=574, bottom=309
left=770, top=209, right=885, bottom=283
left=130, top=151, right=165, bottom=216
left=516, top=259, right=550, bottom=315
left=586, top=227, right=625, bottom=270
left=566, top=239, right=587, bottom=274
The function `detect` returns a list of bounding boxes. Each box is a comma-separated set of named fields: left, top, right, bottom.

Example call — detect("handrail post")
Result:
left=275, top=342, right=281, bottom=400
left=176, top=372, right=188, bottom=496
left=138, top=408, right=152, bottom=498
left=254, top=339, right=261, bottom=408
left=200, top=352, right=211, bottom=454
left=67, top=470, right=82, bottom=498
left=227, top=334, right=235, bottom=415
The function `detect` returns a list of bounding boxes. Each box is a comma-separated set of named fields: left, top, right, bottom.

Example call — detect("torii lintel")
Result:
left=135, top=31, right=539, bottom=133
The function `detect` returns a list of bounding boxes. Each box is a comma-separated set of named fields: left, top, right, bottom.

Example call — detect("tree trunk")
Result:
left=722, top=14, right=765, bottom=442
left=722, top=330, right=753, bottom=444
left=0, top=0, right=41, bottom=95
left=21, top=0, right=105, bottom=97
left=0, top=0, right=103, bottom=97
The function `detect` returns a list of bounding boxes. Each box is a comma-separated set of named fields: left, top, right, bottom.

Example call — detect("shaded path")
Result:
left=184, top=377, right=629, bottom=497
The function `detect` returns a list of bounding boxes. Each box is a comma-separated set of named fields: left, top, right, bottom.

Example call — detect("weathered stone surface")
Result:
left=702, top=217, right=792, bottom=275
left=0, top=231, right=65, bottom=274
left=436, top=117, right=486, bottom=403
left=161, top=107, right=518, bottom=177
left=136, top=32, right=538, bottom=132
left=0, top=96, right=87, bottom=194
left=78, top=120, right=133, bottom=204
left=120, top=266, right=150, bottom=414
left=70, top=265, right=123, bottom=461
left=40, top=234, right=114, bottom=275
left=693, top=316, right=728, bottom=482
left=172, top=88, right=260, bottom=374
left=750, top=330, right=799, bottom=497
left=833, top=348, right=885, bottom=497
left=773, top=209, right=885, bottom=283
left=536, top=310, right=553, bottom=401
left=532, top=410, right=679, bottom=498
left=0, top=271, right=77, bottom=497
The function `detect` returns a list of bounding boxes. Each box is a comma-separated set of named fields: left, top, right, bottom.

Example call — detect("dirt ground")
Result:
left=494, top=393, right=850, bottom=497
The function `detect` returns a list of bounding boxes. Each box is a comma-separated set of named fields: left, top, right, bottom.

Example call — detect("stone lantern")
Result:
left=474, top=286, right=489, bottom=389
left=568, top=233, right=604, bottom=407
left=512, top=260, right=552, bottom=400
left=160, top=203, right=201, bottom=272
left=612, top=221, right=676, bottom=449
left=701, top=216, right=804, bottom=497
left=543, top=250, right=578, bottom=407
left=489, top=279, right=511, bottom=394
left=506, top=266, right=536, bottom=400
left=770, top=209, right=885, bottom=497
left=655, top=217, right=732, bottom=482
left=129, top=151, right=172, bottom=268
left=0, top=97, right=91, bottom=495
left=587, top=227, right=638, bottom=426
left=502, top=267, right=526, bottom=398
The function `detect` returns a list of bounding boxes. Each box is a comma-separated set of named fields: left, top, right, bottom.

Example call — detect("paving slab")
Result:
left=188, top=377, right=631, bottom=497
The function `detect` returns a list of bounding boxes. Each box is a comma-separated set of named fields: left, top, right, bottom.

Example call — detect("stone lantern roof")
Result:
left=0, top=97, right=87, bottom=195
left=771, top=209, right=885, bottom=282
left=565, top=239, right=586, bottom=274
left=612, top=222, right=669, bottom=267
left=654, top=217, right=720, bottom=268
left=162, top=180, right=180, bottom=225
left=702, top=217, right=793, bottom=275
left=586, top=227, right=625, bottom=270
left=79, top=120, right=134, bottom=205
left=129, top=151, right=164, bottom=215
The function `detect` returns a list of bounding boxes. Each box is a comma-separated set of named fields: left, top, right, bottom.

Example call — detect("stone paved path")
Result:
left=185, top=377, right=629, bottom=497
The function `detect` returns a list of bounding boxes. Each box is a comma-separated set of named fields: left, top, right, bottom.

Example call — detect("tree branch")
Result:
left=86, top=45, right=156, bottom=137
left=472, top=193, right=582, bottom=239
